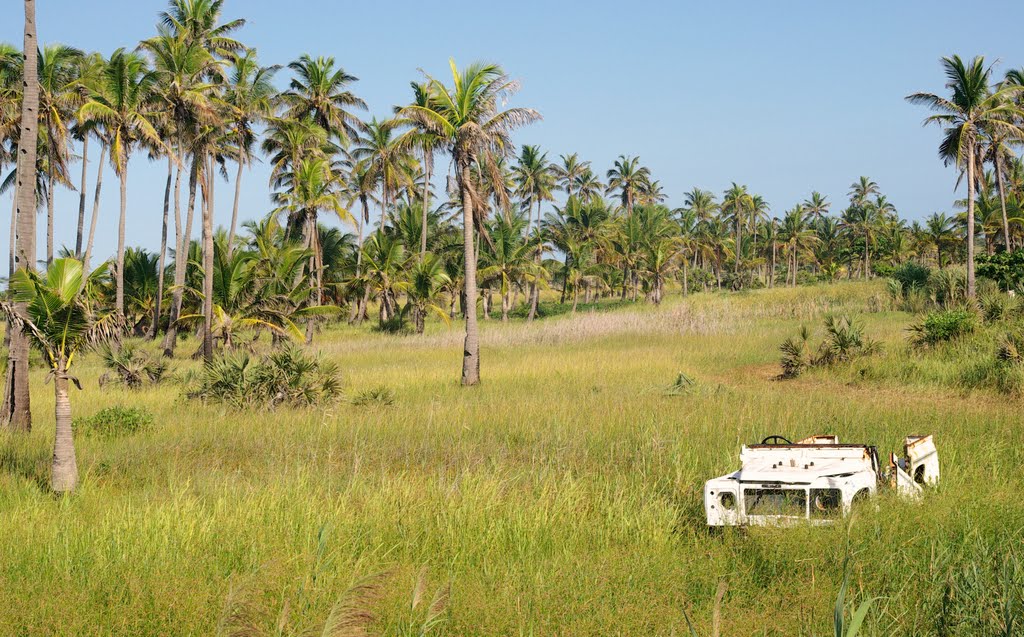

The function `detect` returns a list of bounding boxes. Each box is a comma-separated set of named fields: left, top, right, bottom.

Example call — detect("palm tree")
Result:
left=223, top=49, right=279, bottom=254
left=682, top=188, right=718, bottom=223
left=512, top=144, right=554, bottom=320
left=398, top=81, right=444, bottom=259
left=573, top=167, right=603, bottom=202
left=722, top=183, right=753, bottom=275
left=272, top=157, right=352, bottom=342
left=479, top=213, right=542, bottom=321
left=907, top=55, right=1024, bottom=298
left=551, top=153, right=589, bottom=199
left=803, top=191, right=830, bottom=221
left=840, top=203, right=879, bottom=278
left=78, top=49, right=162, bottom=317
left=848, top=176, right=880, bottom=207
left=72, top=52, right=106, bottom=258
left=400, top=253, right=451, bottom=334
left=400, top=60, right=540, bottom=385
left=37, top=44, right=84, bottom=265
left=353, top=117, right=416, bottom=228
left=778, top=206, right=818, bottom=286
left=924, top=212, right=957, bottom=268
left=605, top=155, right=649, bottom=216
left=2, top=0, right=39, bottom=431
left=2, top=259, right=117, bottom=492
left=282, top=54, right=365, bottom=144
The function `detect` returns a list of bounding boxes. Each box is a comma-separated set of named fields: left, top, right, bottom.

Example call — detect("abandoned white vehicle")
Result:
left=704, top=434, right=939, bottom=527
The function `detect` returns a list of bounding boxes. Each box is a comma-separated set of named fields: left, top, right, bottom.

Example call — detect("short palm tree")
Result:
left=907, top=55, right=1024, bottom=297
left=400, top=252, right=451, bottom=334
left=1, top=259, right=117, bottom=493
left=400, top=59, right=540, bottom=385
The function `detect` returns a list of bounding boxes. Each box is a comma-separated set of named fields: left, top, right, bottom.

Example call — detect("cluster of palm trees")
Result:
left=4, top=1, right=1024, bottom=463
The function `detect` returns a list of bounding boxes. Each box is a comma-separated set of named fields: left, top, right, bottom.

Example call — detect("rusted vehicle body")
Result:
left=704, top=434, right=939, bottom=527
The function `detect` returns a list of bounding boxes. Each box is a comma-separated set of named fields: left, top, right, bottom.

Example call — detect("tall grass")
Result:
left=1, top=281, right=1022, bottom=635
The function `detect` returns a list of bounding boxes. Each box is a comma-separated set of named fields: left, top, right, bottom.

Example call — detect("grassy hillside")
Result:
left=2, top=282, right=1022, bottom=635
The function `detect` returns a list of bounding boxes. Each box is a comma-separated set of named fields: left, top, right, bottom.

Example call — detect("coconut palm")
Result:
left=512, top=144, right=554, bottom=320
left=159, top=0, right=247, bottom=58
left=2, top=1, right=38, bottom=432
left=282, top=54, right=365, bottom=144
left=803, top=191, right=830, bottom=221
left=848, top=177, right=880, bottom=207
left=840, top=203, right=879, bottom=278
left=924, top=212, right=957, bottom=268
left=682, top=188, right=718, bottom=223
left=223, top=49, right=279, bottom=254
left=2, top=259, right=118, bottom=492
left=400, top=60, right=540, bottom=385
left=551, top=152, right=590, bottom=199
left=479, top=213, right=543, bottom=321
left=605, top=155, right=649, bottom=216
left=397, top=81, right=444, bottom=259
left=573, top=167, right=604, bottom=202
left=77, top=48, right=162, bottom=317
left=37, top=44, right=84, bottom=265
left=72, top=52, right=106, bottom=258
left=907, top=55, right=1024, bottom=298
left=352, top=117, right=416, bottom=228
left=722, top=183, right=754, bottom=274
left=400, top=253, right=451, bottom=334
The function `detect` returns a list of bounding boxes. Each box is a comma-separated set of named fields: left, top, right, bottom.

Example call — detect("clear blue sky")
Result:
left=2, top=0, right=1023, bottom=265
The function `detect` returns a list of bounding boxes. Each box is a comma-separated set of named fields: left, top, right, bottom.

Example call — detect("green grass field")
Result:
left=2, top=281, right=1022, bottom=636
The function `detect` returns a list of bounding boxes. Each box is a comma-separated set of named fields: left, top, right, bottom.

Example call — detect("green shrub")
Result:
left=187, top=346, right=342, bottom=408
left=892, top=262, right=931, bottom=295
left=75, top=406, right=154, bottom=438
left=909, top=309, right=977, bottom=347
left=98, top=342, right=168, bottom=389
left=928, top=267, right=967, bottom=308
left=979, top=292, right=1018, bottom=323
left=779, top=316, right=879, bottom=378
left=976, top=249, right=1024, bottom=291
left=351, top=385, right=396, bottom=407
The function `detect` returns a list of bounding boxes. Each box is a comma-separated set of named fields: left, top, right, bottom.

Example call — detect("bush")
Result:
left=891, top=262, right=931, bottom=295
left=909, top=309, right=977, bottom=347
left=928, top=267, right=967, bottom=308
left=979, top=292, right=1018, bottom=323
left=976, top=249, right=1024, bottom=291
left=98, top=342, right=168, bottom=389
left=187, top=346, right=342, bottom=408
left=778, top=316, right=879, bottom=378
left=75, top=406, right=154, bottom=438
left=351, top=385, right=396, bottom=407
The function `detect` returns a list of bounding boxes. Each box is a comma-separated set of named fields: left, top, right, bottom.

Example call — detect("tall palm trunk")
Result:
left=863, top=235, right=870, bottom=279
left=75, top=134, right=89, bottom=256
left=420, top=149, right=432, bottom=259
left=3, top=0, right=39, bottom=432
left=82, top=142, right=106, bottom=273
left=201, top=153, right=215, bottom=362
left=115, top=166, right=128, bottom=316
left=163, top=155, right=197, bottom=356
left=149, top=154, right=173, bottom=339
left=966, top=145, right=977, bottom=298
left=459, top=163, right=480, bottom=386
left=351, top=196, right=369, bottom=324
left=227, top=153, right=243, bottom=257
left=8, top=194, right=16, bottom=280
left=995, top=153, right=1012, bottom=251
left=51, top=368, right=78, bottom=493
left=46, top=161, right=54, bottom=265
left=527, top=198, right=542, bottom=321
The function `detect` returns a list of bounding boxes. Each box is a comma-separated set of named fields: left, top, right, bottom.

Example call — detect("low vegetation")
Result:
left=2, top=281, right=1023, bottom=635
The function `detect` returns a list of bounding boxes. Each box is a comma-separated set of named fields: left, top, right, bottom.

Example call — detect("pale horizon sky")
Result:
left=2, top=0, right=1023, bottom=266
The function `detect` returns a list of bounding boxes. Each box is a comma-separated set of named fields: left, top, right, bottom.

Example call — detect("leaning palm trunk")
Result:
left=3, top=0, right=39, bottom=432
left=527, top=199, right=542, bottom=321
left=75, top=134, right=89, bottom=256
left=82, top=142, right=106, bottom=273
left=51, top=366, right=78, bottom=493
left=459, top=166, right=481, bottom=386
left=227, top=154, right=244, bottom=257
left=149, top=155, right=173, bottom=339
